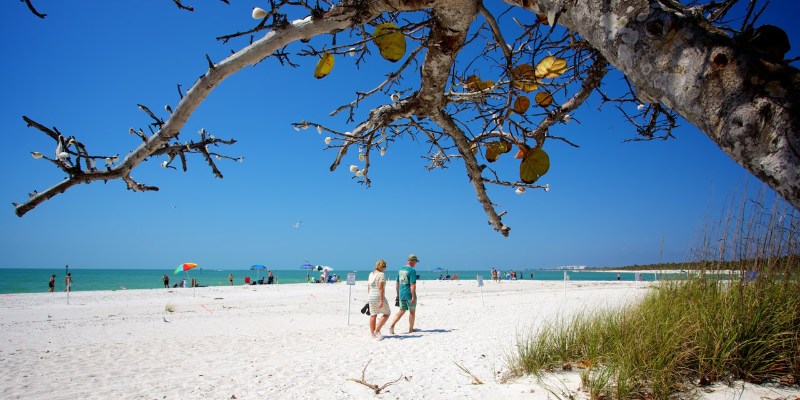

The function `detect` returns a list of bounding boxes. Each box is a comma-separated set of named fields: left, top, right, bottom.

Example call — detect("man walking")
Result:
left=389, top=254, right=419, bottom=334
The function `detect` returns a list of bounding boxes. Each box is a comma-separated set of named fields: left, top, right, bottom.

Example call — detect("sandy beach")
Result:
left=1, top=280, right=797, bottom=399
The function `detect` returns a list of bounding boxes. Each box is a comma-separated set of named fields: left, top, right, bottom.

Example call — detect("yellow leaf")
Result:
left=511, top=64, right=539, bottom=92
left=314, top=52, right=335, bottom=79
left=519, top=147, right=550, bottom=183
left=535, top=56, right=568, bottom=79
left=535, top=92, right=553, bottom=107
left=373, top=23, right=406, bottom=62
left=513, top=96, right=531, bottom=114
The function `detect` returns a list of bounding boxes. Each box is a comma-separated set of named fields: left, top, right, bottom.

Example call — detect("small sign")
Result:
left=477, top=275, right=484, bottom=287
left=346, top=272, right=356, bottom=285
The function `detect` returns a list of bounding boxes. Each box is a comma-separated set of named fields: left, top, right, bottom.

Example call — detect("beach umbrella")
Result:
left=432, top=267, right=448, bottom=278
left=300, top=263, right=314, bottom=269
left=174, top=263, right=198, bottom=296
left=250, top=264, right=266, bottom=282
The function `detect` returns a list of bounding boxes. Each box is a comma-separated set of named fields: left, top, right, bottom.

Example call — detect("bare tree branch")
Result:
left=21, top=0, right=46, bottom=19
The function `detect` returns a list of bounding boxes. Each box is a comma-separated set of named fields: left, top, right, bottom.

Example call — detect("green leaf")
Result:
left=520, top=147, right=550, bottom=183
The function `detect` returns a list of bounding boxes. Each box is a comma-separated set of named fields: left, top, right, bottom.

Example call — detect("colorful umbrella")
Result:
left=174, top=263, right=198, bottom=296
left=174, top=262, right=198, bottom=274
left=300, top=263, right=314, bottom=269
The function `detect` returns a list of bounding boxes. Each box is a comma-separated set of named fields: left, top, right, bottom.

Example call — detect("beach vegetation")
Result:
left=508, top=190, right=800, bottom=399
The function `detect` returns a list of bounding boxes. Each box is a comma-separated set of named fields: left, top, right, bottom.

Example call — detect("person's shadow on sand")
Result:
left=389, top=328, right=452, bottom=339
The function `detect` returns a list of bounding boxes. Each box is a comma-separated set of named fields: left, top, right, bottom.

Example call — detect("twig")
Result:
left=349, top=359, right=404, bottom=395
left=22, top=0, right=46, bottom=19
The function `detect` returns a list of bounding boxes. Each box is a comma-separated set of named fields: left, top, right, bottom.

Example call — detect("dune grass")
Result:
left=508, top=189, right=800, bottom=398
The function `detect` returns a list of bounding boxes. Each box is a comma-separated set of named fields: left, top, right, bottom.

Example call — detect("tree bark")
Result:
left=505, top=0, right=800, bottom=210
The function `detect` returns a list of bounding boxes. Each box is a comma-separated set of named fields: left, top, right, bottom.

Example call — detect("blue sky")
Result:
left=0, top=1, right=797, bottom=271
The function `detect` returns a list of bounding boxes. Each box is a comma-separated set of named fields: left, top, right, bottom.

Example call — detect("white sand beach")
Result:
left=1, top=280, right=797, bottom=399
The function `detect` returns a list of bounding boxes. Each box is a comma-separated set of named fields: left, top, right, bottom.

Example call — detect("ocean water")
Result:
left=0, top=267, right=668, bottom=294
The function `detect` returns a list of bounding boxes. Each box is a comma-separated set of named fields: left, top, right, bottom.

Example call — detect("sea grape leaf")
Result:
left=535, top=92, right=553, bottom=107
left=511, top=64, right=538, bottom=92
left=513, top=96, right=531, bottom=114
left=486, top=141, right=512, bottom=162
left=520, top=147, right=550, bottom=183
left=373, top=23, right=406, bottom=62
left=535, top=56, right=568, bottom=79
left=314, top=53, right=335, bottom=79
left=478, top=80, right=495, bottom=91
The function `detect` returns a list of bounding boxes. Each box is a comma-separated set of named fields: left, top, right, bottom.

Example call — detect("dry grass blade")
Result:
left=454, top=360, right=484, bottom=385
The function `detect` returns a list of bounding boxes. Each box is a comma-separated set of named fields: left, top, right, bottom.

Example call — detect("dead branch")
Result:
left=349, top=359, right=404, bottom=395
left=21, top=0, right=46, bottom=19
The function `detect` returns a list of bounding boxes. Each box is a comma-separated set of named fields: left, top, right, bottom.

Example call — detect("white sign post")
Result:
left=476, top=275, right=484, bottom=307
left=563, top=270, right=568, bottom=296
left=346, top=272, right=356, bottom=326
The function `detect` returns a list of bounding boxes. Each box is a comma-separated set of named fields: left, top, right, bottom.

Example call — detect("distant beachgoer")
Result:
left=530, top=272, right=534, bottom=280
left=267, top=270, right=274, bottom=284
left=321, top=268, right=328, bottom=284
left=228, top=273, right=234, bottom=286
left=367, top=259, right=391, bottom=340
left=162, top=274, right=170, bottom=288
left=64, top=273, right=72, bottom=292
left=48, top=274, right=56, bottom=292
left=617, top=273, right=621, bottom=281
left=389, top=254, right=419, bottom=335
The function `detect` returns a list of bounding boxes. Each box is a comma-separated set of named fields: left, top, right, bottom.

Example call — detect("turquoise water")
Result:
left=0, top=268, right=667, bottom=294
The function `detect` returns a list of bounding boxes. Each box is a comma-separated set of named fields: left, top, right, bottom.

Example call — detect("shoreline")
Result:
left=1, top=280, right=796, bottom=399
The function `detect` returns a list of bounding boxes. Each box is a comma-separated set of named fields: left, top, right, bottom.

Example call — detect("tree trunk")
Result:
left=506, top=0, right=800, bottom=209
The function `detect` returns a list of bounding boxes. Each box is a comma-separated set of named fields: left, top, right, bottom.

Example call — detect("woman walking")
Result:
left=367, top=259, right=391, bottom=340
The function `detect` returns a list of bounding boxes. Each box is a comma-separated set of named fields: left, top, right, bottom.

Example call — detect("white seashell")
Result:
left=252, top=7, right=268, bottom=19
